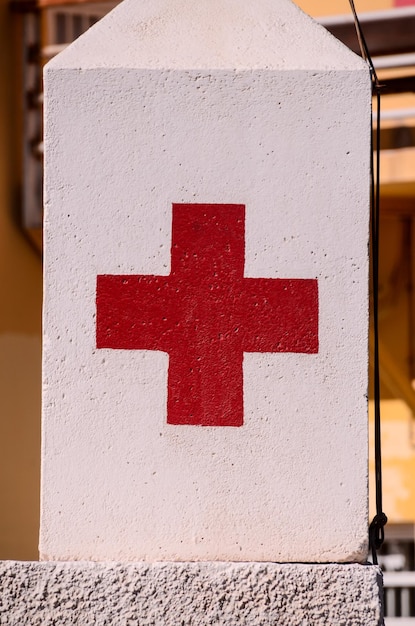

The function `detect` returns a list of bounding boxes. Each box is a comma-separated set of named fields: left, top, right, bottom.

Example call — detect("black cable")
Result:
left=348, top=0, right=387, bottom=565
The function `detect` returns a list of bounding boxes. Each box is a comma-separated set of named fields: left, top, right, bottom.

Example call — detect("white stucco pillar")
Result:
left=3, top=0, right=383, bottom=623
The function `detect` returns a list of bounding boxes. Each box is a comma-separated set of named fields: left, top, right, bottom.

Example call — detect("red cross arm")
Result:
left=239, top=277, right=319, bottom=353
left=96, top=274, right=174, bottom=351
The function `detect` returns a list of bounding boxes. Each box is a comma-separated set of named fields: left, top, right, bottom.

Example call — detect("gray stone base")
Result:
left=0, top=561, right=383, bottom=625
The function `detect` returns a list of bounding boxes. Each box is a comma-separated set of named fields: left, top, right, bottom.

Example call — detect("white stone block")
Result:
left=0, top=561, right=383, bottom=626
left=42, top=0, right=371, bottom=561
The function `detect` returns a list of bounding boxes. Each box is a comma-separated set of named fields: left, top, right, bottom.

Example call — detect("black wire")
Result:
left=348, top=0, right=387, bottom=566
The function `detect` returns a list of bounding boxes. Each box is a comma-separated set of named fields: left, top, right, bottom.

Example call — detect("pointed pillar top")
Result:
left=47, top=0, right=367, bottom=71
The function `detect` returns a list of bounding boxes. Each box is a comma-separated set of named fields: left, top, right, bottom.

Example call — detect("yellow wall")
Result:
left=297, top=0, right=395, bottom=17
left=0, top=0, right=42, bottom=559
left=368, top=212, right=415, bottom=523
left=370, top=401, right=415, bottom=521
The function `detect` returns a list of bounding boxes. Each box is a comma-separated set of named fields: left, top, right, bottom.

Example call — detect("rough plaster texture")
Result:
left=42, top=0, right=371, bottom=562
left=0, top=561, right=383, bottom=626
left=44, top=0, right=365, bottom=70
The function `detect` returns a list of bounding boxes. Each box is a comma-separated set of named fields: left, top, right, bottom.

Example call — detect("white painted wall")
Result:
left=41, top=0, right=371, bottom=561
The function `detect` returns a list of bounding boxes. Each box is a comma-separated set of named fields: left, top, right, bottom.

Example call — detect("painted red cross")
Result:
left=96, top=204, right=318, bottom=427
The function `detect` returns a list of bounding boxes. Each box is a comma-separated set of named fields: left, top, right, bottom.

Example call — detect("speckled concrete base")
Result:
left=0, top=561, right=383, bottom=625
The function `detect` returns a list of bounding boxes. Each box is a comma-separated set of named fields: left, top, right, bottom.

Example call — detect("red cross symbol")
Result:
left=96, top=204, right=318, bottom=427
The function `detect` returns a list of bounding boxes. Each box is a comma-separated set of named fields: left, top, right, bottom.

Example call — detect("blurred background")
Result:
left=1, top=0, right=415, bottom=619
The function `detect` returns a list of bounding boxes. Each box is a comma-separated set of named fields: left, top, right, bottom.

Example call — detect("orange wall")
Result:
left=0, top=0, right=42, bottom=559
left=297, top=0, right=396, bottom=17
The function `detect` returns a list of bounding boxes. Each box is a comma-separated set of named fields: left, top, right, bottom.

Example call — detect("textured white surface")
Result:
left=46, top=0, right=364, bottom=71
left=42, top=0, right=371, bottom=561
left=0, top=561, right=383, bottom=626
